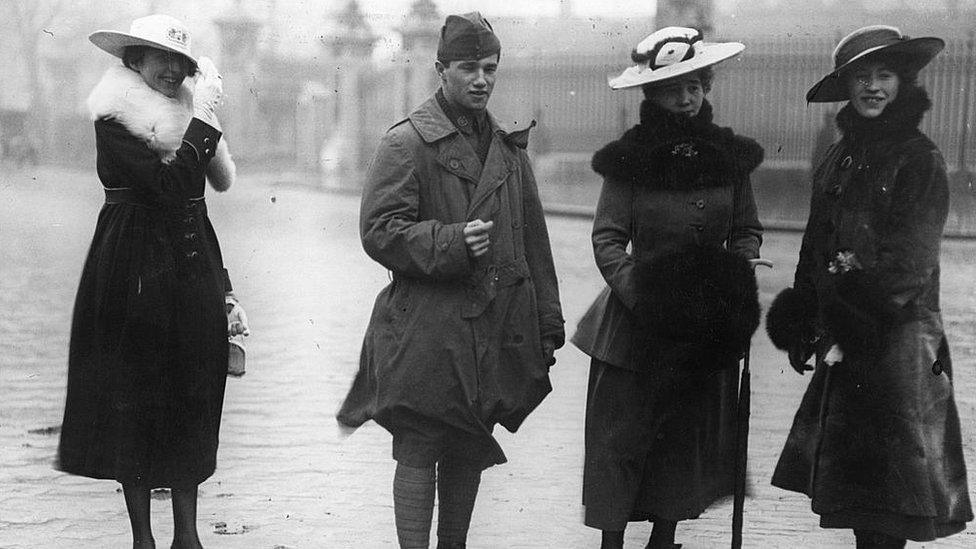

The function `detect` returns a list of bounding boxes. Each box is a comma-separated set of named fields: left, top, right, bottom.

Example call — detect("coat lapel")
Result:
left=435, top=135, right=482, bottom=186
left=467, top=122, right=515, bottom=220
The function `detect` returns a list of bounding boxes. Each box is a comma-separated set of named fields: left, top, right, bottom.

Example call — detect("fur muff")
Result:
left=591, top=100, right=764, bottom=190
left=765, top=287, right=819, bottom=352
left=87, top=64, right=235, bottom=192
left=632, top=245, right=760, bottom=374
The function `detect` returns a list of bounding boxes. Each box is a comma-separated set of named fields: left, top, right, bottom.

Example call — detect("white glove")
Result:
left=193, top=56, right=223, bottom=129
left=824, top=344, right=844, bottom=366
left=226, top=293, right=250, bottom=337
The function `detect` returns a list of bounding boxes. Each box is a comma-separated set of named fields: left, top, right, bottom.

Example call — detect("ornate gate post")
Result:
left=397, top=0, right=441, bottom=117
left=213, top=3, right=263, bottom=163
left=320, top=0, right=376, bottom=189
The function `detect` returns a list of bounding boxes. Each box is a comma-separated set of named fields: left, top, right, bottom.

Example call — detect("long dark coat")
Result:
left=572, top=100, right=764, bottom=527
left=57, top=65, right=234, bottom=488
left=770, top=85, right=973, bottom=541
left=337, top=96, right=565, bottom=467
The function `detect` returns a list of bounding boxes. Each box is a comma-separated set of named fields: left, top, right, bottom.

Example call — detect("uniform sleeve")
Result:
left=95, top=117, right=222, bottom=205
left=359, top=130, right=472, bottom=279
left=728, top=177, right=763, bottom=259
left=519, top=152, right=565, bottom=348
left=871, top=149, right=948, bottom=309
left=592, top=177, right=637, bottom=309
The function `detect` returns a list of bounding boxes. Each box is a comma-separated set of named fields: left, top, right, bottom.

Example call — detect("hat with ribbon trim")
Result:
left=806, top=25, right=944, bottom=103
left=90, top=14, right=198, bottom=70
left=608, top=27, right=744, bottom=90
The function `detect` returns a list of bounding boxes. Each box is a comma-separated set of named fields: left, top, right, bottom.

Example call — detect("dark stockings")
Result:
left=601, top=530, right=624, bottom=549
left=600, top=519, right=679, bottom=549
left=122, top=484, right=154, bottom=548
left=121, top=484, right=203, bottom=549
left=854, top=530, right=907, bottom=549
left=171, top=486, right=203, bottom=549
left=646, top=520, right=678, bottom=549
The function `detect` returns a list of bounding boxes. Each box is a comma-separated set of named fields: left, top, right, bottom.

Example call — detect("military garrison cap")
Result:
left=436, top=12, right=501, bottom=63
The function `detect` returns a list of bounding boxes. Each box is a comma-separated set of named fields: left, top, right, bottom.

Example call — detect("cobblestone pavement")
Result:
left=2, top=167, right=975, bottom=548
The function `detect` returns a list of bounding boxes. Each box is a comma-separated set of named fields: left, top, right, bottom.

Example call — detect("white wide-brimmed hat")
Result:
left=806, top=25, right=944, bottom=103
left=608, top=27, right=744, bottom=90
left=89, top=14, right=197, bottom=68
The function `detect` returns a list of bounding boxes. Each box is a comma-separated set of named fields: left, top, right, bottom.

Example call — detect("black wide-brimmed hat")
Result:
left=806, top=25, right=944, bottom=103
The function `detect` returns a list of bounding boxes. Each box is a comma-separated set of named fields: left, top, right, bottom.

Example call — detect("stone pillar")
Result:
left=213, top=3, right=263, bottom=163
left=398, top=0, right=441, bottom=117
left=320, top=0, right=376, bottom=189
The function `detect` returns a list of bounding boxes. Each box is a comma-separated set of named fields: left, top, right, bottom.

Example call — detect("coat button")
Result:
left=696, top=199, right=705, bottom=209
left=185, top=251, right=199, bottom=259
left=204, top=137, right=212, bottom=144
left=183, top=232, right=197, bottom=241
left=184, top=216, right=195, bottom=224
left=204, top=148, right=212, bottom=155
left=449, top=158, right=460, bottom=170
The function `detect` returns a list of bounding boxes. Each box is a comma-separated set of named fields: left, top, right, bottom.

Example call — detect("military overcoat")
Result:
left=337, top=96, right=564, bottom=466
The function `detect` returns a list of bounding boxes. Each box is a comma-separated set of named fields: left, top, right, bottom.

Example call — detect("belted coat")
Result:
left=337, top=96, right=564, bottom=466
left=770, top=85, right=973, bottom=541
left=57, top=64, right=235, bottom=488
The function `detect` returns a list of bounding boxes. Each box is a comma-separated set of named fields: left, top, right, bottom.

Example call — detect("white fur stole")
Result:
left=87, top=64, right=235, bottom=192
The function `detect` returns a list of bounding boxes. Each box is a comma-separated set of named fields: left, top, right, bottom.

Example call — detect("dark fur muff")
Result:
left=766, top=287, right=818, bottom=352
left=632, top=245, right=760, bottom=375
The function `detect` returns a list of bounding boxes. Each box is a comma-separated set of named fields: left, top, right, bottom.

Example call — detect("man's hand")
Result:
left=463, top=219, right=494, bottom=258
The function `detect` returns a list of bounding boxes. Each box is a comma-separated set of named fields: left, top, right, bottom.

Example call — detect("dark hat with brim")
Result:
left=806, top=25, right=943, bottom=103
left=89, top=14, right=198, bottom=70
left=437, top=12, right=500, bottom=63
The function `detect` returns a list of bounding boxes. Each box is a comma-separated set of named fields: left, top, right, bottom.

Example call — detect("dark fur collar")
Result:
left=836, top=83, right=931, bottom=145
left=591, top=99, right=764, bottom=189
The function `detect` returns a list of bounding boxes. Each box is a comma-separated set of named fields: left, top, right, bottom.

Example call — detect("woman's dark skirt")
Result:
left=56, top=199, right=228, bottom=488
left=583, top=358, right=739, bottom=530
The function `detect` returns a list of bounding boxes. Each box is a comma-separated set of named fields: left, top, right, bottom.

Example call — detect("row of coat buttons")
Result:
left=182, top=202, right=200, bottom=260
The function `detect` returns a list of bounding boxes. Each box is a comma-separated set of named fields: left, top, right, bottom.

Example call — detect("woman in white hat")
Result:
left=56, top=14, right=248, bottom=548
left=571, top=27, right=764, bottom=548
left=768, top=25, right=972, bottom=547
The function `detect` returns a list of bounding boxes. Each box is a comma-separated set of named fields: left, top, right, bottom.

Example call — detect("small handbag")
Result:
left=228, top=334, right=246, bottom=376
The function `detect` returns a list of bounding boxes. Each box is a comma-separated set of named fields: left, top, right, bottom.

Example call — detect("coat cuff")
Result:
left=182, top=118, right=223, bottom=163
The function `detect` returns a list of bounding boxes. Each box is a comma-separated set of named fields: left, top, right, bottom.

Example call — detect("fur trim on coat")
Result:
left=87, top=64, right=235, bottom=192
left=632, top=245, right=760, bottom=374
left=591, top=100, right=764, bottom=190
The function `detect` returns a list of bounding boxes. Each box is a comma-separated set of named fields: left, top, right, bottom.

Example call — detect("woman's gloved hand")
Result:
left=226, top=293, right=250, bottom=337
left=193, top=56, right=223, bottom=129
left=788, top=340, right=814, bottom=375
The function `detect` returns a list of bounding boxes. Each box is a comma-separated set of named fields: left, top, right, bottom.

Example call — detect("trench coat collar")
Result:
left=408, top=96, right=519, bottom=217
left=408, top=95, right=533, bottom=152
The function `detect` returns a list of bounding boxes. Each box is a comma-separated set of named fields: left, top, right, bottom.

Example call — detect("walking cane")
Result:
left=732, top=259, right=772, bottom=549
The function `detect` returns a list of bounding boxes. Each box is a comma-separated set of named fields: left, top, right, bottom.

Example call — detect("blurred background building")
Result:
left=1, top=0, right=974, bottom=233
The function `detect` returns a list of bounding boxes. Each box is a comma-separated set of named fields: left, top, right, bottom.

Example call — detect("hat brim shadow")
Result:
left=608, top=42, right=745, bottom=90
left=805, top=37, right=944, bottom=103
